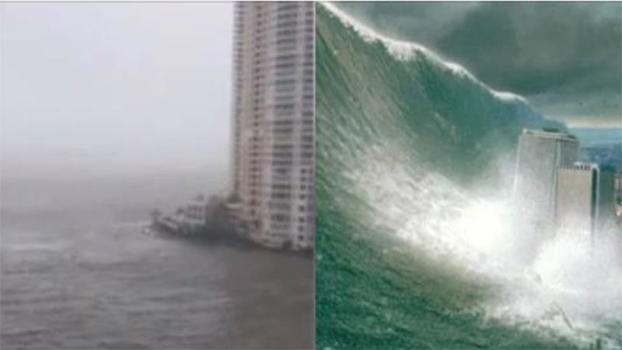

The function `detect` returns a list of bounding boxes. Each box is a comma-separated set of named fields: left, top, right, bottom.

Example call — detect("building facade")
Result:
left=616, top=173, right=622, bottom=203
left=616, top=173, right=622, bottom=220
left=556, top=163, right=617, bottom=246
left=230, top=2, right=315, bottom=250
left=597, top=166, right=617, bottom=230
left=555, top=163, right=598, bottom=238
left=513, top=128, right=579, bottom=232
left=181, top=195, right=209, bottom=233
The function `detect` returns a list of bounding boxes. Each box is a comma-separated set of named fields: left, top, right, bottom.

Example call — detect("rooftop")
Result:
left=522, top=128, right=578, bottom=142
left=562, top=162, right=599, bottom=171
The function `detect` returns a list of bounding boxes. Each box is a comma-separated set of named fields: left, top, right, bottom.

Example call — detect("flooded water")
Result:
left=0, top=173, right=313, bottom=349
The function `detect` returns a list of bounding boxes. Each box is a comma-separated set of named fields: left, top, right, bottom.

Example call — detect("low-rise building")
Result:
left=178, top=195, right=208, bottom=234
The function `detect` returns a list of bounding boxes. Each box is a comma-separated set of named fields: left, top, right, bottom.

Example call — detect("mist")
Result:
left=1, top=6, right=313, bottom=348
left=1, top=3, right=232, bottom=189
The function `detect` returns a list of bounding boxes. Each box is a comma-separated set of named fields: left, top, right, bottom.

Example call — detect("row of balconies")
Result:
left=242, top=117, right=311, bottom=129
left=244, top=49, right=313, bottom=68
left=269, top=214, right=311, bottom=226
left=270, top=133, right=314, bottom=144
left=238, top=66, right=313, bottom=85
left=269, top=189, right=314, bottom=200
left=244, top=30, right=313, bottom=49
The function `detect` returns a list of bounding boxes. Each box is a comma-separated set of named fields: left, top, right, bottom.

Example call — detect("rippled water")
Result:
left=0, top=174, right=313, bottom=349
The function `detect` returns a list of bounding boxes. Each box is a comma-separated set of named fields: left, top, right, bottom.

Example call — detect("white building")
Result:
left=556, top=162, right=617, bottom=247
left=180, top=195, right=209, bottom=234
left=513, top=128, right=579, bottom=233
left=616, top=173, right=622, bottom=212
left=230, top=2, right=314, bottom=250
left=555, top=163, right=598, bottom=237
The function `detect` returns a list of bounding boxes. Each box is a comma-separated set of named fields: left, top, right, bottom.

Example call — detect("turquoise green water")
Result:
left=315, top=4, right=621, bottom=350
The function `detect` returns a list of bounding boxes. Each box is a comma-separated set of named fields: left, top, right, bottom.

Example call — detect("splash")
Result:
left=316, top=3, right=622, bottom=349
left=351, top=142, right=622, bottom=347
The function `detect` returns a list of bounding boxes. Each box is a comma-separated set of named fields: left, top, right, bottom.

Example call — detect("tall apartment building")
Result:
left=513, top=128, right=579, bottom=232
left=556, top=163, right=617, bottom=247
left=230, top=2, right=315, bottom=250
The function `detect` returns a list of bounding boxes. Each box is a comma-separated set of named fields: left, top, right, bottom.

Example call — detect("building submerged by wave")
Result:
left=514, top=128, right=618, bottom=250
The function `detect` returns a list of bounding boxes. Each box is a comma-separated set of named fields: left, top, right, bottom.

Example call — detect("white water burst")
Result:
left=350, top=145, right=622, bottom=348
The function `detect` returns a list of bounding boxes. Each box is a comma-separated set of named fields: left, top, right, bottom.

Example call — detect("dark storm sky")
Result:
left=336, top=2, right=622, bottom=127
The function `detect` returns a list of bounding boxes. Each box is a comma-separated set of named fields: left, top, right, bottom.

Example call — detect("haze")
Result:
left=1, top=3, right=232, bottom=181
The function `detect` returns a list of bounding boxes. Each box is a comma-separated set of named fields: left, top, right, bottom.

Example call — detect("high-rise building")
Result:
left=230, top=2, right=315, bottom=250
left=513, top=128, right=580, bottom=232
left=616, top=173, right=622, bottom=203
left=555, top=163, right=595, bottom=235
left=556, top=163, right=617, bottom=246
left=596, top=166, right=617, bottom=233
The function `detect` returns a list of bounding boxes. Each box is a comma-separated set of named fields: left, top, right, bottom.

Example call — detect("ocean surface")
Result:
left=571, top=128, right=622, bottom=148
left=316, top=4, right=622, bottom=350
left=0, top=171, right=313, bottom=350
left=571, top=127, right=622, bottom=172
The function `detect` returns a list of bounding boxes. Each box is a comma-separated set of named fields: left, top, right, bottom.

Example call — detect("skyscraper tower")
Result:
left=230, top=2, right=315, bottom=250
left=513, top=128, right=579, bottom=232
left=556, top=163, right=617, bottom=248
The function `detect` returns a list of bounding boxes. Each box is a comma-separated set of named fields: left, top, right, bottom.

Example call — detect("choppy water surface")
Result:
left=1, top=174, right=313, bottom=349
left=316, top=4, right=621, bottom=349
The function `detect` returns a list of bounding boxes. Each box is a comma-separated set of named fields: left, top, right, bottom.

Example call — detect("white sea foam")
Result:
left=322, top=2, right=620, bottom=346
left=349, top=144, right=622, bottom=348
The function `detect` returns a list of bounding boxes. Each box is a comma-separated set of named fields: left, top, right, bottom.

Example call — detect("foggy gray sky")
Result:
left=336, top=2, right=622, bottom=127
left=1, top=3, right=232, bottom=179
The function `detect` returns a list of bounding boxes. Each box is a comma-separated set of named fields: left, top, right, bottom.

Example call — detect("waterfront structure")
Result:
left=555, top=163, right=617, bottom=245
left=179, top=195, right=209, bottom=234
left=230, top=2, right=315, bottom=250
left=513, top=128, right=580, bottom=233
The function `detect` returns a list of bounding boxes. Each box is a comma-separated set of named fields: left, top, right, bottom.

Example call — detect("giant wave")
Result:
left=315, top=3, right=622, bottom=349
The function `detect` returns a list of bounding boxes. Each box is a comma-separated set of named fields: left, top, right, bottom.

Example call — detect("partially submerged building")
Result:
left=514, top=128, right=618, bottom=249
left=513, top=128, right=579, bottom=233
left=555, top=163, right=617, bottom=245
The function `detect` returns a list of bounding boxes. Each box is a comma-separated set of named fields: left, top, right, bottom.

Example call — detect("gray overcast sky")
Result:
left=336, top=2, right=622, bottom=128
left=1, top=3, right=232, bottom=178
